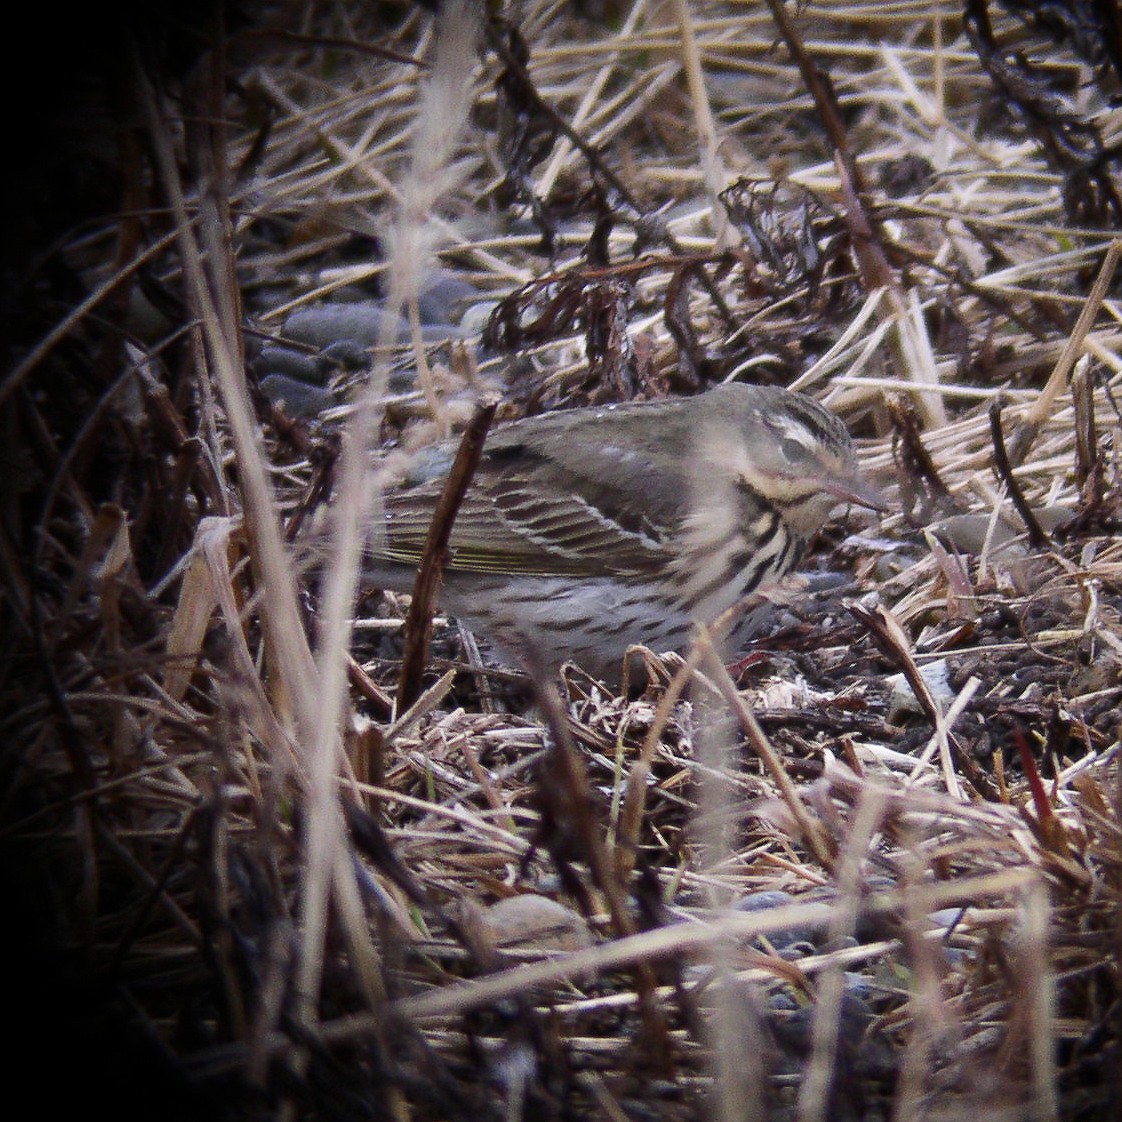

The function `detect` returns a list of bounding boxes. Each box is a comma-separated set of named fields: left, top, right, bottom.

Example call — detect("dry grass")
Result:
left=3, top=1, right=1121, bottom=1119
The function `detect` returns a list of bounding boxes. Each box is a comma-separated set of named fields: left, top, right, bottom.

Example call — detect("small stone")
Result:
left=733, top=890, right=826, bottom=949
left=886, top=658, right=953, bottom=720
left=254, top=345, right=321, bottom=383
left=259, top=375, right=335, bottom=418
left=480, top=894, right=593, bottom=956
left=283, top=302, right=410, bottom=347
left=417, top=271, right=480, bottom=325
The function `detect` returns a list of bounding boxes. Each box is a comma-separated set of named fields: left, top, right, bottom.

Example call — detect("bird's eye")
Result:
left=779, top=436, right=805, bottom=461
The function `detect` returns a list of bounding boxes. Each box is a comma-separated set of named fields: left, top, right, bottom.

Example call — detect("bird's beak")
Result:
left=825, top=473, right=888, bottom=512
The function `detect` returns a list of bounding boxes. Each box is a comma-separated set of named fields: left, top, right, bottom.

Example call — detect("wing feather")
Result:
left=376, top=417, right=694, bottom=577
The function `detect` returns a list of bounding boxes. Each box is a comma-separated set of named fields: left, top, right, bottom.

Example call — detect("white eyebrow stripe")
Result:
left=771, top=414, right=815, bottom=443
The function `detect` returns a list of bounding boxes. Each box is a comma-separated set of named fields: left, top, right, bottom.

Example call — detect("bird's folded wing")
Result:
left=378, top=457, right=678, bottom=578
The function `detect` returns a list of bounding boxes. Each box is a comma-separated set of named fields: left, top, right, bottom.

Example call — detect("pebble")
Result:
left=733, top=890, right=827, bottom=950
left=885, top=657, right=953, bottom=720
left=417, top=271, right=481, bottom=325
left=479, top=894, right=593, bottom=957
left=281, top=302, right=413, bottom=348
left=259, top=374, right=336, bottom=418
left=254, top=345, right=321, bottom=384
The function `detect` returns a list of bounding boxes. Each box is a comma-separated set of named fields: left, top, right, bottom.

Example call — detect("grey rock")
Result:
left=283, top=302, right=411, bottom=348
left=734, top=890, right=827, bottom=949
left=255, top=345, right=321, bottom=384
left=259, top=375, right=335, bottom=418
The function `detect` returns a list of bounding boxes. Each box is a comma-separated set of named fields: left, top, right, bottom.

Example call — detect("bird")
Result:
left=358, top=382, right=883, bottom=679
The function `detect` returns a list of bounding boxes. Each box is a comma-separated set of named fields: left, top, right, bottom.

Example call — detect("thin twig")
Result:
left=848, top=602, right=999, bottom=802
left=1008, top=238, right=1122, bottom=462
left=397, top=401, right=497, bottom=713
left=989, top=400, right=1051, bottom=549
left=695, top=629, right=836, bottom=870
left=530, top=662, right=675, bottom=1072
left=482, top=15, right=736, bottom=326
